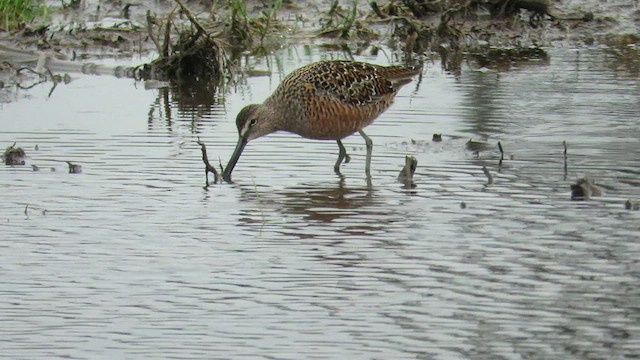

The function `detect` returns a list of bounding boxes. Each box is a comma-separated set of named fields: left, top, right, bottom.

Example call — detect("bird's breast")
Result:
left=295, top=95, right=394, bottom=140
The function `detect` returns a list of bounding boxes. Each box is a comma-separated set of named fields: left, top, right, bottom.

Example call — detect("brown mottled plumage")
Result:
left=223, top=60, right=421, bottom=182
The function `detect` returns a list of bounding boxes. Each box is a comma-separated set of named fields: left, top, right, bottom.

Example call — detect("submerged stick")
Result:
left=563, top=140, right=568, bottom=180
left=197, top=138, right=220, bottom=185
left=482, top=165, right=493, bottom=184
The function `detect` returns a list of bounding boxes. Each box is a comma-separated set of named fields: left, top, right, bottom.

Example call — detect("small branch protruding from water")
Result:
left=482, top=165, right=493, bottom=184
left=218, top=157, right=224, bottom=175
left=563, top=140, right=568, bottom=180
left=24, top=204, right=47, bottom=217
left=498, top=141, right=504, bottom=168
left=197, top=138, right=220, bottom=186
left=66, top=161, right=82, bottom=174
left=397, top=155, right=417, bottom=188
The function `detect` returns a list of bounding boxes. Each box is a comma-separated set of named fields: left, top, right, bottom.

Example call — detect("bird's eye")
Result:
left=249, top=119, right=257, bottom=127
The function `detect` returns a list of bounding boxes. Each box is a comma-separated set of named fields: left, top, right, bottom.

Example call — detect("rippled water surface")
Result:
left=1, top=47, right=639, bottom=359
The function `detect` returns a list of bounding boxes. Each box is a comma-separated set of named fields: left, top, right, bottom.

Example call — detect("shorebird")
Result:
left=222, top=60, right=421, bottom=182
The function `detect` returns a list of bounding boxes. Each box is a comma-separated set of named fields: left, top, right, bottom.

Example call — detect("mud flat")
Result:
left=1, top=0, right=638, bottom=86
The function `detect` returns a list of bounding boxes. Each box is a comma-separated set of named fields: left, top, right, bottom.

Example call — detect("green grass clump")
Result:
left=208, top=0, right=284, bottom=46
left=0, top=0, right=46, bottom=30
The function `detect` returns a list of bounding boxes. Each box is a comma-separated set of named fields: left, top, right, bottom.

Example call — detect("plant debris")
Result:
left=571, top=176, right=604, bottom=201
left=66, top=161, right=82, bottom=174
left=3, top=143, right=26, bottom=165
left=397, top=155, right=418, bottom=188
left=196, top=138, right=221, bottom=186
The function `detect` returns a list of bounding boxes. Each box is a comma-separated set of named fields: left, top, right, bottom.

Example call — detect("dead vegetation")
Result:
left=0, top=0, right=602, bottom=84
left=3, top=143, right=26, bottom=165
left=135, top=0, right=227, bottom=82
left=132, top=0, right=595, bottom=82
left=133, top=0, right=295, bottom=82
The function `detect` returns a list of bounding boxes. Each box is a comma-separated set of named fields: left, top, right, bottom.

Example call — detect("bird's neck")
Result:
left=259, top=99, right=286, bottom=133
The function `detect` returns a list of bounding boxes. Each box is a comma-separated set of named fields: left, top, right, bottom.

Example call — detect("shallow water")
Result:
left=1, top=46, right=639, bottom=359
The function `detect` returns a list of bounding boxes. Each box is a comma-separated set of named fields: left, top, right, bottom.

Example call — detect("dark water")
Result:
left=1, top=46, right=639, bottom=359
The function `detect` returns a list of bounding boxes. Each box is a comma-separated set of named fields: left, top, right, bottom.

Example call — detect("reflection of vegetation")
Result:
left=146, top=78, right=224, bottom=134
left=0, top=0, right=47, bottom=30
left=602, top=35, right=640, bottom=75
left=468, top=45, right=549, bottom=69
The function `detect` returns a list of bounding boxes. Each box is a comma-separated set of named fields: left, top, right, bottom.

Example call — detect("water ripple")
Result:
left=1, top=47, right=639, bottom=359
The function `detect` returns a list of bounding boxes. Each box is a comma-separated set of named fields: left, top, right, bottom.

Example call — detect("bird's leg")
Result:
left=334, top=140, right=351, bottom=172
left=358, top=130, right=373, bottom=178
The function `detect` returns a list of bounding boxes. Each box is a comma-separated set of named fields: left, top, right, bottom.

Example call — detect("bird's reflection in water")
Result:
left=233, top=177, right=404, bottom=240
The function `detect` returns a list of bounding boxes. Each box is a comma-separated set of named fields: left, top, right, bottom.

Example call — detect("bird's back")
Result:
left=266, top=61, right=421, bottom=140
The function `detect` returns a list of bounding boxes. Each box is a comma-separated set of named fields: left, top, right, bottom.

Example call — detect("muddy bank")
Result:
left=0, top=0, right=639, bottom=87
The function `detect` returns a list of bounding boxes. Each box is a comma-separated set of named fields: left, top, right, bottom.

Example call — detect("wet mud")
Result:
left=1, top=0, right=639, bottom=86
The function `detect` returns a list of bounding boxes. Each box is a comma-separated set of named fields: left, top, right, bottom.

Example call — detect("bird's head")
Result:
left=235, top=104, right=279, bottom=141
left=223, top=104, right=278, bottom=182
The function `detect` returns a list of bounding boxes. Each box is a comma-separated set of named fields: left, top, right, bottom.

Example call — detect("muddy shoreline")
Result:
left=0, top=0, right=638, bottom=89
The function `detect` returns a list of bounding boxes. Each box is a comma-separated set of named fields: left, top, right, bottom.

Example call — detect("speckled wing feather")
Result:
left=269, top=60, right=420, bottom=140
left=299, top=61, right=397, bottom=106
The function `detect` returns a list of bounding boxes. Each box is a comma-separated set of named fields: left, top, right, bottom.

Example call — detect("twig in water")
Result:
left=397, top=155, right=417, bottom=188
left=563, top=140, right=568, bottom=180
left=66, top=161, right=82, bottom=173
left=482, top=165, right=493, bottom=184
left=45, top=67, right=60, bottom=98
left=196, top=138, right=220, bottom=185
left=24, top=204, right=47, bottom=217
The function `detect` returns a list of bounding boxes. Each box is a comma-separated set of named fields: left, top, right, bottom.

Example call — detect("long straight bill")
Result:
left=222, top=136, right=247, bottom=182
